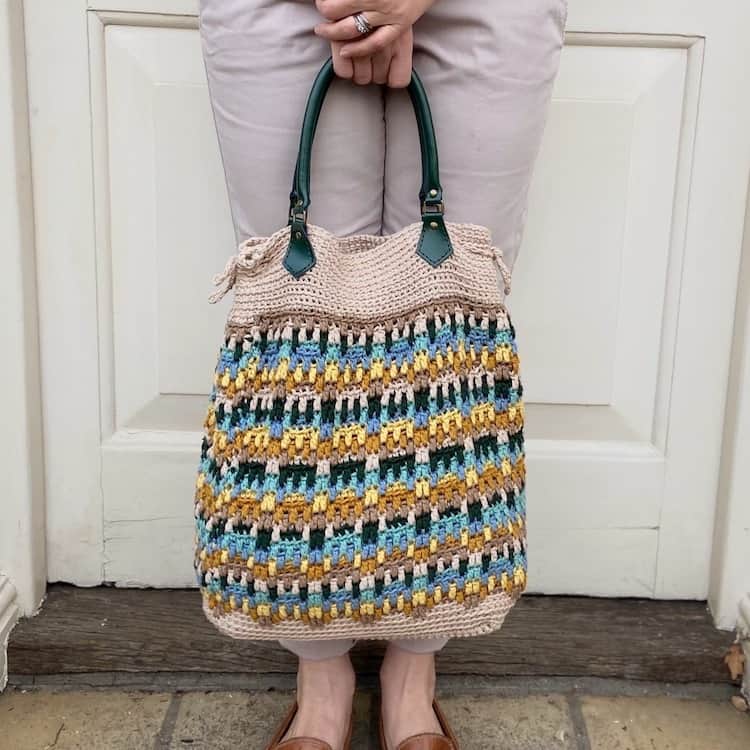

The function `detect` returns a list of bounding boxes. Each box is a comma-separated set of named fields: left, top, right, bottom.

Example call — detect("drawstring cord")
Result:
left=208, top=254, right=240, bottom=304
left=492, top=247, right=512, bottom=295
left=209, top=239, right=270, bottom=304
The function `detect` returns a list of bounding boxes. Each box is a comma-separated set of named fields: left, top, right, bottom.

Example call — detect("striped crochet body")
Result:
left=194, top=296, right=527, bottom=641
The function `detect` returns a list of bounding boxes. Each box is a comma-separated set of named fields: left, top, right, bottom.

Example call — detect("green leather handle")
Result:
left=284, top=57, right=453, bottom=277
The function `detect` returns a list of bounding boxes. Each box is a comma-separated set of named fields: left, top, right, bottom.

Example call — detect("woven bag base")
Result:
left=201, top=589, right=518, bottom=641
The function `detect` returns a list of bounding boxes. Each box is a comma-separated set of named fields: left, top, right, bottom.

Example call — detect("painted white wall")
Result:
left=710, top=189, right=750, bottom=631
left=0, top=0, right=48, bottom=688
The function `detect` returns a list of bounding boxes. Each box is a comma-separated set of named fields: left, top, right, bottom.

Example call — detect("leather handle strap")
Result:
left=284, top=57, right=453, bottom=278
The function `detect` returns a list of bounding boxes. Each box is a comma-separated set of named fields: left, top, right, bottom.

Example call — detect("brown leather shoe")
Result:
left=378, top=699, right=459, bottom=750
left=265, top=702, right=353, bottom=750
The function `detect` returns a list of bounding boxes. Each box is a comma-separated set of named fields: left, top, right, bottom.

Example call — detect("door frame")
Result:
left=6, top=0, right=750, bottom=629
left=0, top=0, right=47, bottom=688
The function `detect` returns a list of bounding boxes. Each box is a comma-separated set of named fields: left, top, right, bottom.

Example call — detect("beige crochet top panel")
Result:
left=210, top=221, right=512, bottom=325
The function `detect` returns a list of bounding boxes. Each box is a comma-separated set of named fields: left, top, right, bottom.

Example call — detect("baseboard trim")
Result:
left=0, top=576, right=20, bottom=691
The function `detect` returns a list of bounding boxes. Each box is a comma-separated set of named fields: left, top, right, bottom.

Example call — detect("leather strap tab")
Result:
left=417, top=214, right=453, bottom=267
left=284, top=221, right=316, bottom=278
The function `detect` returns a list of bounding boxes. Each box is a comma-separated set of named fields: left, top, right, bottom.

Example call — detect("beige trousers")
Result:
left=198, top=0, right=566, bottom=659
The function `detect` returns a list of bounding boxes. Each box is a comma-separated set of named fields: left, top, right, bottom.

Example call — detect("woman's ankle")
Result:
left=380, top=645, right=437, bottom=705
left=285, top=654, right=355, bottom=748
left=379, top=645, right=442, bottom=749
left=297, top=652, right=356, bottom=706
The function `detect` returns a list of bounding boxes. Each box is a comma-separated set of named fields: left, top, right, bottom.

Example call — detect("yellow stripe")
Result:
left=215, top=345, right=520, bottom=398
left=202, top=572, right=525, bottom=623
left=207, top=401, right=524, bottom=465
left=198, top=515, right=525, bottom=575
left=196, top=457, right=525, bottom=522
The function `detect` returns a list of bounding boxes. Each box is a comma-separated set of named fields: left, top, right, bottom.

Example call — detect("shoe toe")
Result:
left=397, top=735, right=455, bottom=750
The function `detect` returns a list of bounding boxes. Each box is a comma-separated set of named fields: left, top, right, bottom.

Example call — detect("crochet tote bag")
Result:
left=194, top=58, right=527, bottom=641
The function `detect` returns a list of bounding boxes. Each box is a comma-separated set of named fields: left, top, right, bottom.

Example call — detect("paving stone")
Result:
left=0, top=689, right=171, bottom=750
left=169, top=690, right=374, bottom=749
left=169, top=690, right=285, bottom=749
left=437, top=694, right=577, bottom=750
left=3, top=688, right=750, bottom=750
left=581, top=695, right=750, bottom=750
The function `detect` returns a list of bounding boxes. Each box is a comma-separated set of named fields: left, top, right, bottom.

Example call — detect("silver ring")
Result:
left=353, top=12, right=373, bottom=36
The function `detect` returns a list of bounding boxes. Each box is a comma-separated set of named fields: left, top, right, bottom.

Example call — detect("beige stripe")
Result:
left=219, top=222, right=509, bottom=325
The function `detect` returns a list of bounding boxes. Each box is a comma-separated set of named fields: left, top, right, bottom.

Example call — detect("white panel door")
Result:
left=27, top=1, right=750, bottom=596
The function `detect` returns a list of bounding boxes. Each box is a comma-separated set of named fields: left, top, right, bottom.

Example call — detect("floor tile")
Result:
left=438, top=694, right=577, bottom=750
left=581, top=696, right=750, bottom=750
left=169, top=690, right=374, bottom=749
left=0, top=689, right=171, bottom=750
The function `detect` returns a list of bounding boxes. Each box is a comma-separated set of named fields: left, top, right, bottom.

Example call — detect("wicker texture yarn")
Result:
left=194, top=221, right=526, bottom=641
left=209, top=221, right=513, bottom=318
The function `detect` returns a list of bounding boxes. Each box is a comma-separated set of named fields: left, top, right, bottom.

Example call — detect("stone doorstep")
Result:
left=7, top=587, right=739, bottom=684
left=737, top=593, right=750, bottom=701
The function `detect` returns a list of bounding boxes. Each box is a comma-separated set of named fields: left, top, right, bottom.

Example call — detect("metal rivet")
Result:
left=430, top=221, right=439, bottom=229
left=429, top=189, right=438, bottom=197
left=295, top=231, right=302, bottom=239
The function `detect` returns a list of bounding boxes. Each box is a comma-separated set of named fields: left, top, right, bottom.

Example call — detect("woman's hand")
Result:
left=315, top=0, right=433, bottom=85
left=328, top=28, right=413, bottom=88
